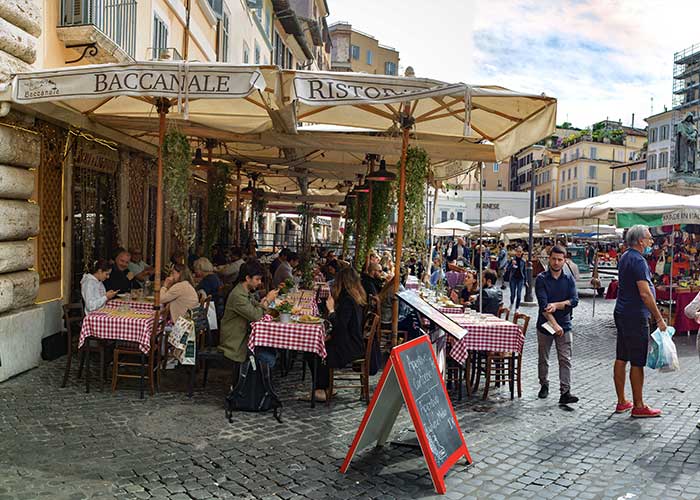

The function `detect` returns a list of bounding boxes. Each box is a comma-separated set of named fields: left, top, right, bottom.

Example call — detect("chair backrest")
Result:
left=512, top=312, right=530, bottom=336
left=363, top=312, right=381, bottom=362
left=63, top=303, right=84, bottom=335
left=148, top=307, right=162, bottom=350
left=497, top=305, right=510, bottom=321
left=189, top=304, right=211, bottom=348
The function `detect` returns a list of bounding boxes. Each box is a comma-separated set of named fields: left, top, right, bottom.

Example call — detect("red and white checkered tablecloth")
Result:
left=248, top=317, right=327, bottom=359
left=435, top=305, right=464, bottom=315
left=316, top=284, right=331, bottom=299
left=107, top=299, right=155, bottom=313
left=405, top=276, right=420, bottom=290
left=79, top=307, right=155, bottom=354
left=448, top=313, right=525, bottom=364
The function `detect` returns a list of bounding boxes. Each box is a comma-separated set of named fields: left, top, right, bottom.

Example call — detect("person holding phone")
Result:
left=535, top=245, right=579, bottom=405
left=81, top=259, right=118, bottom=313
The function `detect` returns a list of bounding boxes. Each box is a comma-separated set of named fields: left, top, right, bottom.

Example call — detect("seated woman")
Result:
left=160, top=263, right=200, bottom=323
left=378, top=280, right=422, bottom=342
left=312, top=267, right=367, bottom=402
left=193, top=257, right=223, bottom=315
left=220, top=260, right=279, bottom=367
left=81, top=259, right=118, bottom=313
left=429, top=257, right=445, bottom=286
left=450, top=270, right=478, bottom=306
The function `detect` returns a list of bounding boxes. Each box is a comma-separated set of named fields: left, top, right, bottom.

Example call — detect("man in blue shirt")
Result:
left=535, top=245, right=579, bottom=405
left=613, top=225, right=666, bottom=418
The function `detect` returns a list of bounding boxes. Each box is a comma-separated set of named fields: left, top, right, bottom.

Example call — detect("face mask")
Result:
left=643, top=246, right=652, bottom=256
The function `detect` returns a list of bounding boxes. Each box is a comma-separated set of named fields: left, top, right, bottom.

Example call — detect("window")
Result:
left=567, top=187, right=571, bottom=199
left=575, top=148, right=580, bottom=159
left=660, top=151, right=668, bottom=168
left=567, top=169, right=571, bottom=180
left=590, top=147, right=597, bottom=159
left=648, top=154, right=657, bottom=169
left=265, top=9, right=272, bottom=36
left=588, top=165, right=596, bottom=179
left=561, top=171, right=565, bottom=181
left=449, top=212, right=455, bottom=220
left=560, top=188, right=565, bottom=201
left=351, top=45, right=360, bottom=60
left=207, top=0, right=223, bottom=17
left=384, top=61, right=397, bottom=75
left=254, top=41, right=260, bottom=64
left=660, top=125, right=669, bottom=141
left=218, top=8, right=230, bottom=62
left=546, top=193, right=550, bottom=207
left=630, top=170, right=638, bottom=181
left=562, top=153, right=567, bottom=163
left=456, top=212, right=463, bottom=222
left=649, top=127, right=657, bottom=143
left=366, top=50, right=373, bottom=65
left=622, top=172, right=627, bottom=185
left=243, top=42, right=250, bottom=63
left=493, top=162, right=499, bottom=172
left=586, top=185, right=599, bottom=198
left=572, top=185, right=577, bottom=199
left=441, top=211, right=448, bottom=222
left=639, top=169, right=646, bottom=180
left=497, top=179, right=502, bottom=188
left=153, top=14, right=168, bottom=53
left=573, top=166, right=577, bottom=178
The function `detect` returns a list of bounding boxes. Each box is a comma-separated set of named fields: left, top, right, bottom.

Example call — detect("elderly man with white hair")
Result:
left=613, top=224, right=666, bottom=418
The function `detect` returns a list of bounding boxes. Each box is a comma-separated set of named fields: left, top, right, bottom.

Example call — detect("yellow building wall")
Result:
left=348, top=31, right=398, bottom=75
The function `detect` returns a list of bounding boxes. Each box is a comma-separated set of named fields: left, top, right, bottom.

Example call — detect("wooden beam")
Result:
left=261, top=192, right=345, bottom=203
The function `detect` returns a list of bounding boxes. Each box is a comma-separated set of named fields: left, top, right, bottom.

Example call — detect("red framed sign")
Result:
left=340, top=335, right=471, bottom=494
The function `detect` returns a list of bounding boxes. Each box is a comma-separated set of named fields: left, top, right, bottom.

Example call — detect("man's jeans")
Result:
left=509, top=279, right=524, bottom=309
left=537, top=330, right=572, bottom=394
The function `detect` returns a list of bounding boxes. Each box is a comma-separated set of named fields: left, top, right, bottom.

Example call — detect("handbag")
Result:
left=167, top=316, right=196, bottom=365
left=225, top=356, right=282, bottom=423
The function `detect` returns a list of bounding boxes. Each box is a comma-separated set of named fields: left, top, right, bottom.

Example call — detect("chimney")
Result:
left=631, top=113, right=635, bottom=128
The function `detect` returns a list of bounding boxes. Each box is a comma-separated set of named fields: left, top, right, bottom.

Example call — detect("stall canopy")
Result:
left=431, top=220, right=472, bottom=237
left=472, top=215, right=522, bottom=235
left=538, top=188, right=689, bottom=228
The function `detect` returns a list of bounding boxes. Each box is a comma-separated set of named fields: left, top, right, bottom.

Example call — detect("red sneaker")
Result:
left=615, top=401, right=633, bottom=413
left=631, top=406, right=662, bottom=418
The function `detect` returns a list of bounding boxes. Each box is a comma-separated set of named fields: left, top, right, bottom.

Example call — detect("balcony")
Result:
left=146, top=47, right=183, bottom=61
left=58, top=0, right=137, bottom=63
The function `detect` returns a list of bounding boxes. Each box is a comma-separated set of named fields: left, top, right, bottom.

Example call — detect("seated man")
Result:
left=219, top=261, right=279, bottom=367
left=430, top=257, right=445, bottom=286
left=469, top=269, right=503, bottom=316
left=361, top=262, right=384, bottom=299
left=218, top=246, right=245, bottom=284
left=127, top=248, right=154, bottom=285
left=104, top=248, right=141, bottom=293
left=272, top=251, right=299, bottom=288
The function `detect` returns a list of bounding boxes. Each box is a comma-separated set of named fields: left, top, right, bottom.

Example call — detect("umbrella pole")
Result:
left=364, top=179, right=373, bottom=269
left=479, top=163, right=483, bottom=314
left=670, top=233, right=674, bottom=325
left=154, top=98, right=170, bottom=307
left=234, top=163, right=241, bottom=246
left=392, top=115, right=411, bottom=341
left=592, top=218, right=600, bottom=317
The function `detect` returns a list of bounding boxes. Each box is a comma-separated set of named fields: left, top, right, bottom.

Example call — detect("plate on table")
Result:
left=297, top=315, right=323, bottom=324
left=116, top=293, right=129, bottom=299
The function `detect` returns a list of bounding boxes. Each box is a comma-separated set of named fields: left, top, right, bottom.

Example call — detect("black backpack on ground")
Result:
left=225, top=357, right=282, bottom=423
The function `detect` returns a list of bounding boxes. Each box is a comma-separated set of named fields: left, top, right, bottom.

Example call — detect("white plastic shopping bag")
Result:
left=207, top=301, right=218, bottom=330
left=646, top=327, right=679, bottom=372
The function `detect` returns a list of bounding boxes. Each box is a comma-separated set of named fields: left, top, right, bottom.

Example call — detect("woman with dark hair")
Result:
left=312, top=266, right=367, bottom=402
left=160, top=262, right=199, bottom=323
left=81, top=259, right=118, bottom=313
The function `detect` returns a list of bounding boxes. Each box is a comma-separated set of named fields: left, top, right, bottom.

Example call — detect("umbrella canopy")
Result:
left=0, top=61, right=278, bottom=135
left=432, top=219, right=472, bottom=236
left=474, top=215, right=522, bottom=235
left=538, top=188, right=689, bottom=228
left=279, top=69, right=557, bottom=161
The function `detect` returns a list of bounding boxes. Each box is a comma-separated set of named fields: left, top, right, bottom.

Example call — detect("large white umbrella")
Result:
left=432, top=219, right=472, bottom=237
left=474, top=215, right=522, bottom=235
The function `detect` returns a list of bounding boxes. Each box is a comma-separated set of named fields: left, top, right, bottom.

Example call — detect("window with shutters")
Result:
left=351, top=45, right=360, bottom=60
left=254, top=41, right=261, bottom=64
left=590, top=147, right=597, bottom=159
left=560, top=188, right=565, bottom=201
left=384, top=61, right=397, bottom=75
left=243, top=41, right=250, bottom=63
left=639, top=169, right=646, bottom=180
left=571, top=185, right=577, bottom=199
left=456, top=212, right=463, bottom=222
left=441, top=211, right=448, bottom=222
left=366, top=49, right=373, bottom=65
left=630, top=170, right=638, bottom=181
left=622, top=172, right=627, bottom=185
left=588, top=165, right=596, bottom=179
left=218, top=8, right=230, bottom=62
left=153, top=14, right=168, bottom=53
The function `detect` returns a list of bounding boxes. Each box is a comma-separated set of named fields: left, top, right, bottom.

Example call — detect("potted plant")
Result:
left=276, top=300, right=294, bottom=323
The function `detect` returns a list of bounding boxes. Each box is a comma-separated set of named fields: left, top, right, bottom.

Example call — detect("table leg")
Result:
left=311, top=355, right=317, bottom=409
left=140, top=353, right=145, bottom=400
left=464, top=352, right=472, bottom=398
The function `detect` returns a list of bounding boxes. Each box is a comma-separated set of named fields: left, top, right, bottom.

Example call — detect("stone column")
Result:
left=0, top=0, right=45, bottom=382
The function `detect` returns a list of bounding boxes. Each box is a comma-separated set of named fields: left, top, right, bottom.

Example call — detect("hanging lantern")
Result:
left=366, top=159, right=397, bottom=182
left=192, top=147, right=207, bottom=166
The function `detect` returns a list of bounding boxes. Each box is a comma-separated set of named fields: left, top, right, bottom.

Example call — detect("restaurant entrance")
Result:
left=70, top=149, right=120, bottom=302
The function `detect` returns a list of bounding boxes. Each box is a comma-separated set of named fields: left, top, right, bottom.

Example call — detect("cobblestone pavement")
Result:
left=3, top=297, right=700, bottom=500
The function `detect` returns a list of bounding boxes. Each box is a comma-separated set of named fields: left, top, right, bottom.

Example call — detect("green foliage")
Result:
left=163, top=128, right=193, bottom=248
left=204, top=162, right=231, bottom=255
left=402, top=146, right=429, bottom=254
left=253, top=188, right=267, bottom=230
left=354, top=192, right=369, bottom=270
left=342, top=197, right=356, bottom=258
left=366, top=180, right=395, bottom=252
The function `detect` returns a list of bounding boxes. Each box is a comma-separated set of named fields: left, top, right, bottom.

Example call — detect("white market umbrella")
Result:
left=432, top=219, right=473, bottom=237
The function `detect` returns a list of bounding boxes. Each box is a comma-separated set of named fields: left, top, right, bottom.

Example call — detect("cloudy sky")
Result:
left=328, top=0, right=700, bottom=129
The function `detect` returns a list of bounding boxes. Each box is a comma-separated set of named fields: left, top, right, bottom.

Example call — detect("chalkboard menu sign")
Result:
left=340, top=336, right=471, bottom=494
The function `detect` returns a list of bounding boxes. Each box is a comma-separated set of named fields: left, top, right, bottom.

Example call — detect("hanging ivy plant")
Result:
left=253, top=188, right=267, bottom=231
left=204, top=162, right=231, bottom=255
left=354, top=192, right=369, bottom=271
left=366, top=180, right=395, bottom=255
left=163, top=127, right=193, bottom=249
left=402, top=146, right=430, bottom=255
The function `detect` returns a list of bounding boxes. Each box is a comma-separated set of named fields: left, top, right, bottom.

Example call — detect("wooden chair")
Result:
left=187, top=304, right=229, bottom=396
left=512, top=312, right=530, bottom=398
left=62, top=303, right=111, bottom=393
left=111, top=305, right=168, bottom=398
left=375, top=296, right=407, bottom=353
left=326, top=311, right=380, bottom=404
left=497, top=305, right=511, bottom=321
